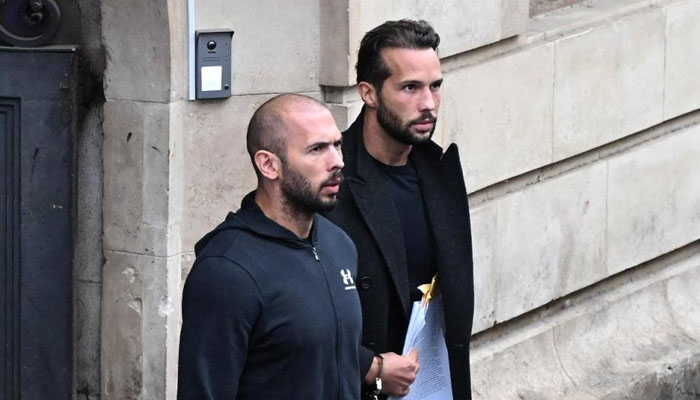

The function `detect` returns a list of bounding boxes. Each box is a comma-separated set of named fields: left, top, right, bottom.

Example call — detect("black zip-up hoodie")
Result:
left=178, top=192, right=362, bottom=399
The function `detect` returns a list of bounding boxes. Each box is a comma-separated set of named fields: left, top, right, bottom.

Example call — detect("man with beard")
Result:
left=323, top=20, right=474, bottom=399
left=177, top=94, right=362, bottom=400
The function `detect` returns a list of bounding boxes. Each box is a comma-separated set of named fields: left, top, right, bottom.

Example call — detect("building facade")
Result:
left=3, top=0, right=700, bottom=398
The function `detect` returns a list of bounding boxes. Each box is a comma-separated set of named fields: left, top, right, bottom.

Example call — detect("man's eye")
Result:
left=403, top=85, right=415, bottom=92
left=431, top=82, right=442, bottom=90
left=310, top=146, right=322, bottom=153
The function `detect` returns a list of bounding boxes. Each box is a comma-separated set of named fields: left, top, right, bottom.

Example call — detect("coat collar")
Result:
left=343, top=107, right=444, bottom=180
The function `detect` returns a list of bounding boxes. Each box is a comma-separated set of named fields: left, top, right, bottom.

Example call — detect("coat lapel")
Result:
left=411, top=144, right=448, bottom=271
left=411, top=143, right=465, bottom=279
left=345, top=123, right=412, bottom=318
left=413, top=143, right=475, bottom=345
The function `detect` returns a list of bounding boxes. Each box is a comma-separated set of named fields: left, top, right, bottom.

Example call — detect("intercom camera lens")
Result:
left=207, top=40, right=217, bottom=50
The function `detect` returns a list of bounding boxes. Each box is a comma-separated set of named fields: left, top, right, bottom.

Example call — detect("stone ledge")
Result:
left=664, top=0, right=700, bottom=119
left=323, top=0, right=677, bottom=91
left=442, top=42, right=555, bottom=191
left=528, top=0, right=677, bottom=41
left=531, top=0, right=590, bottom=17
left=457, top=0, right=669, bottom=190
left=606, top=122, right=700, bottom=274
left=467, top=110, right=700, bottom=205
left=470, top=244, right=700, bottom=399
left=469, top=116, right=700, bottom=332
left=471, top=161, right=608, bottom=333
left=551, top=6, right=665, bottom=160
left=605, top=354, right=700, bottom=400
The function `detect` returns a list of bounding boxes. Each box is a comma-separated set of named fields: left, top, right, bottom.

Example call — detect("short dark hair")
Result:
left=246, top=99, right=287, bottom=170
left=246, top=94, right=327, bottom=178
left=356, top=19, right=440, bottom=91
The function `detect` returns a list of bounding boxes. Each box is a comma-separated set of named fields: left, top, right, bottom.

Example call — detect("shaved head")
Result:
left=246, top=94, right=329, bottom=176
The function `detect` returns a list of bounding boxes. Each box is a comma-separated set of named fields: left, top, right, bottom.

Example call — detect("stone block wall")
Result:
left=100, top=0, right=186, bottom=398
left=96, top=0, right=700, bottom=398
left=320, top=0, right=529, bottom=85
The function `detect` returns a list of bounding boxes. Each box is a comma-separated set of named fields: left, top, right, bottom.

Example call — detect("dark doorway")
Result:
left=1, top=47, right=76, bottom=399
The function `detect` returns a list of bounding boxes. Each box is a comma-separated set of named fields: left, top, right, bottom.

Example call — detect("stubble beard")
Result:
left=280, top=163, right=342, bottom=217
left=376, top=96, right=437, bottom=146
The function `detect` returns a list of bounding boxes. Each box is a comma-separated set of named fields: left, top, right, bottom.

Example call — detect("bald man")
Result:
left=177, top=94, right=362, bottom=400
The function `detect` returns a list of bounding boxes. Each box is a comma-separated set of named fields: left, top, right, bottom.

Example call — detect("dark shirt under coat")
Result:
left=323, top=109, right=475, bottom=400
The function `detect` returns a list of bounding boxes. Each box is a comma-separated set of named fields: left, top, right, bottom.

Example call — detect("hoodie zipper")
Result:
left=310, top=243, right=343, bottom=397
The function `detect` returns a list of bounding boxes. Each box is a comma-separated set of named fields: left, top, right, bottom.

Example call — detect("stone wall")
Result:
left=72, top=0, right=107, bottom=398
left=100, top=0, right=186, bottom=398
left=97, top=0, right=700, bottom=397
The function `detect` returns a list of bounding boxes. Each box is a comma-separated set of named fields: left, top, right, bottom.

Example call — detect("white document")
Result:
left=388, top=278, right=452, bottom=400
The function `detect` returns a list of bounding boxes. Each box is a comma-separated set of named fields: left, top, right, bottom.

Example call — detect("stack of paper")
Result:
left=388, top=275, right=452, bottom=400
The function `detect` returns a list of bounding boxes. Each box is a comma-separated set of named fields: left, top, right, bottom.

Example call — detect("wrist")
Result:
left=375, top=353, right=384, bottom=379
left=373, top=354, right=384, bottom=395
left=363, top=354, right=379, bottom=383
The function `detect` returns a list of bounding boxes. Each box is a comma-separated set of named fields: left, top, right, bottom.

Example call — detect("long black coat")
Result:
left=323, top=110, right=475, bottom=399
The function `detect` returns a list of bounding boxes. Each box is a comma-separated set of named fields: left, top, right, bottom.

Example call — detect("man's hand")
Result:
left=377, top=349, right=420, bottom=396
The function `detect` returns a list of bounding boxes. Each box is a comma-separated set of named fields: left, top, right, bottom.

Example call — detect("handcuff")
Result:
left=371, top=353, right=384, bottom=400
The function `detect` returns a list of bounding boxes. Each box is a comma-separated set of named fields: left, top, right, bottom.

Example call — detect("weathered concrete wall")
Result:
left=96, top=0, right=700, bottom=397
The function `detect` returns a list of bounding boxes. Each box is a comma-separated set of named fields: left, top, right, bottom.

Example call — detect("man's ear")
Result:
left=358, top=81, right=379, bottom=109
left=254, top=150, right=282, bottom=180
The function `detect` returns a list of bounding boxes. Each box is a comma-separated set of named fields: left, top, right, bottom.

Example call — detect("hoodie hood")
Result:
left=194, top=191, right=316, bottom=256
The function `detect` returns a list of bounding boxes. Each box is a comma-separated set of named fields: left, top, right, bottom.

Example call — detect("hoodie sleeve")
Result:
left=177, top=256, right=263, bottom=400
left=359, top=344, right=376, bottom=380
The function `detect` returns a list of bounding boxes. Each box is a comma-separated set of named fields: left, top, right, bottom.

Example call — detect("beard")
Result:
left=280, top=164, right=343, bottom=215
left=376, top=96, right=437, bottom=146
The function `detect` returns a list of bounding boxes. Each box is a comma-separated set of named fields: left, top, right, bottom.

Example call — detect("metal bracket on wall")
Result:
left=0, top=0, right=61, bottom=47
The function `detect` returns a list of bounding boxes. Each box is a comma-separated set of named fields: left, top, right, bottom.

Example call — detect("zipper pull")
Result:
left=311, top=246, right=319, bottom=261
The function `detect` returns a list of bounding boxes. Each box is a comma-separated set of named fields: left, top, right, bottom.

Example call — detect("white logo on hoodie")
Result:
left=340, top=269, right=356, bottom=290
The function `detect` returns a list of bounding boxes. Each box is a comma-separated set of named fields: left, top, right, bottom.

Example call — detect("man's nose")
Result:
left=329, top=145, right=344, bottom=170
left=418, top=87, right=436, bottom=112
